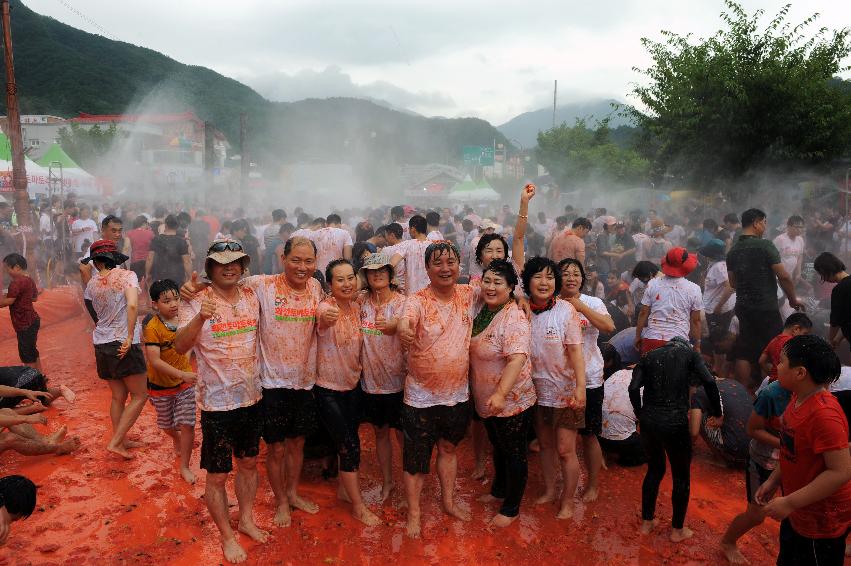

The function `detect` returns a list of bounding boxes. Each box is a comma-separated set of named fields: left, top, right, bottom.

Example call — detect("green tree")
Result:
left=626, top=1, right=851, bottom=191
left=57, top=122, right=120, bottom=174
left=535, top=119, right=650, bottom=189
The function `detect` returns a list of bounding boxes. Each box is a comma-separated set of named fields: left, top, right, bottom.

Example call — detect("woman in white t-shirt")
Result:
left=522, top=256, right=586, bottom=520
left=559, top=258, right=616, bottom=503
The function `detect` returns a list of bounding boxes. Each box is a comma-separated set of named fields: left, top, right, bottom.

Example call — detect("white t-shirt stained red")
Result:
left=360, top=293, right=407, bottom=394
left=640, top=276, right=703, bottom=342
left=529, top=299, right=583, bottom=408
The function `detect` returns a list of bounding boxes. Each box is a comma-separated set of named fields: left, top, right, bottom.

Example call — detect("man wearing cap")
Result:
left=642, top=219, right=673, bottom=266
left=174, top=239, right=268, bottom=564
left=82, top=239, right=148, bottom=460
left=181, top=235, right=324, bottom=526
left=726, top=209, right=802, bottom=389
left=634, top=247, right=703, bottom=355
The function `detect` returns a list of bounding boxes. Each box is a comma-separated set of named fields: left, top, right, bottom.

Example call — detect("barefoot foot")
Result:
left=59, top=384, right=76, bottom=404
left=221, top=537, right=247, bottom=564
left=273, top=505, right=291, bottom=528
left=555, top=503, right=574, bottom=520
left=123, top=439, right=145, bottom=449
left=237, top=520, right=269, bottom=544
left=581, top=486, right=599, bottom=503
left=380, top=482, right=394, bottom=503
left=180, top=467, right=196, bottom=484
left=406, top=512, right=421, bottom=538
left=48, top=425, right=68, bottom=443
left=489, top=513, right=517, bottom=528
left=106, top=443, right=133, bottom=459
left=535, top=492, right=556, bottom=505
left=352, top=504, right=381, bottom=527
left=720, top=541, right=749, bottom=564
left=477, top=493, right=502, bottom=504
left=670, top=526, right=693, bottom=543
left=443, top=502, right=472, bottom=522
left=640, top=519, right=659, bottom=535
left=289, top=495, right=319, bottom=514
left=55, top=437, right=80, bottom=455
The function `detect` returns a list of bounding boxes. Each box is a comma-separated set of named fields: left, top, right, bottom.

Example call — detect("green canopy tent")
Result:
left=35, top=143, right=81, bottom=169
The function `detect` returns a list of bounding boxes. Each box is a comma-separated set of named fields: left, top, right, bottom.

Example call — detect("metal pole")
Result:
left=552, top=80, right=557, bottom=129
left=1, top=0, right=30, bottom=230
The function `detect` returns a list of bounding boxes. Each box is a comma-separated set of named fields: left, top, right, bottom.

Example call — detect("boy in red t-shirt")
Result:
left=1, top=254, right=41, bottom=371
left=759, top=312, right=811, bottom=382
left=756, top=335, right=851, bottom=566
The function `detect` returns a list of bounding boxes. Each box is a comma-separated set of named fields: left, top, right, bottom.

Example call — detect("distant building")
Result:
left=0, top=115, right=68, bottom=160
left=399, top=163, right=465, bottom=200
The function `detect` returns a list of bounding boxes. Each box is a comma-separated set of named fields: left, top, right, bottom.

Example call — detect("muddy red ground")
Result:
left=0, top=288, right=787, bottom=565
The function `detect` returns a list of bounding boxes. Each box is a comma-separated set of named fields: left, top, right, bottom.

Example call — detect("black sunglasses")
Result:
left=208, top=241, right=244, bottom=253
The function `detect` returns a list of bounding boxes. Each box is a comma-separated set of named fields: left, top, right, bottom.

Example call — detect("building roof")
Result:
left=69, top=112, right=204, bottom=126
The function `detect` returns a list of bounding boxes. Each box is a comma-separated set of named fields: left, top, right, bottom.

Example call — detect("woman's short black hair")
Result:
left=475, top=233, right=509, bottom=265
left=782, top=334, right=841, bottom=385
left=482, top=259, right=518, bottom=295
left=601, top=342, right=622, bottom=379
left=325, top=258, right=355, bottom=285
left=0, top=475, right=37, bottom=519
left=632, top=261, right=660, bottom=282
left=557, top=257, right=586, bottom=290
left=813, top=252, right=846, bottom=279
left=521, top=256, right=561, bottom=298
left=351, top=242, right=373, bottom=272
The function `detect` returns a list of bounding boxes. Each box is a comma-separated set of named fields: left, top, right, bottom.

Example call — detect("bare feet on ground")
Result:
left=47, top=425, right=68, bottom=444
left=106, top=443, right=133, bottom=459
left=406, top=512, right=421, bottom=538
left=289, top=495, right=319, bottom=514
left=640, top=519, right=659, bottom=535
left=720, top=541, right=749, bottom=564
left=555, top=503, right=574, bottom=520
left=337, top=483, right=352, bottom=503
left=123, top=439, right=145, bottom=449
left=179, top=467, right=196, bottom=484
left=535, top=492, right=556, bottom=505
left=488, top=514, right=517, bottom=528
left=477, top=493, right=501, bottom=504
left=55, top=437, right=80, bottom=455
left=581, top=486, right=599, bottom=502
left=443, top=502, right=472, bottom=522
left=670, top=526, right=694, bottom=543
left=59, top=385, right=76, bottom=403
left=221, top=537, right=247, bottom=564
left=237, top=520, right=269, bottom=544
left=273, top=505, right=291, bottom=528
left=352, top=504, right=381, bottom=527
left=18, top=403, right=46, bottom=415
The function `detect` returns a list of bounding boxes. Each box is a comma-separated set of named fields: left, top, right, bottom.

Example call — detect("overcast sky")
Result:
left=23, top=0, right=851, bottom=124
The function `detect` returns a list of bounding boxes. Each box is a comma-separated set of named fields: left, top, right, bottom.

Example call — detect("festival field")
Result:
left=0, top=289, right=780, bottom=565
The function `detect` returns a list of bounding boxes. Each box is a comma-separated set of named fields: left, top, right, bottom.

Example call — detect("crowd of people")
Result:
left=0, top=183, right=850, bottom=565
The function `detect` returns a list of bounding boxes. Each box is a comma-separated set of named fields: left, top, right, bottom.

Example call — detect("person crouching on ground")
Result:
left=82, top=239, right=148, bottom=460
left=142, top=279, right=198, bottom=484
left=0, top=475, right=36, bottom=546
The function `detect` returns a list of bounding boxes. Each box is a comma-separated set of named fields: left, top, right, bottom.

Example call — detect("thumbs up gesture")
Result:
left=319, top=299, right=340, bottom=327
left=199, top=297, right=217, bottom=320
left=180, top=271, right=208, bottom=301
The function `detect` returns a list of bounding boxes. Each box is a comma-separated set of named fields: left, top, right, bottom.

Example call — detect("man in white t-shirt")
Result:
left=390, top=215, right=436, bottom=295
left=772, top=215, right=805, bottom=283
left=635, top=247, right=703, bottom=355
left=70, top=205, right=98, bottom=254
left=425, top=211, right=444, bottom=241
left=304, top=214, right=353, bottom=274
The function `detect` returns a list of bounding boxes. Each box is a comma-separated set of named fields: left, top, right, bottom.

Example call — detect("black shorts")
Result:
left=745, top=458, right=772, bottom=504
left=0, top=367, right=47, bottom=409
left=579, top=385, right=604, bottom=437
left=94, top=341, right=147, bottom=380
left=314, top=385, right=363, bottom=472
left=15, top=318, right=40, bottom=363
left=362, top=391, right=403, bottom=430
left=260, top=387, right=318, bottom=443
left=200, top=403, right=263, bottom=474
left=777, top=519, right=849, bottom=566
left=733, top=309, right=783, bottom=364
left=402, top=401, right=471, bottom=475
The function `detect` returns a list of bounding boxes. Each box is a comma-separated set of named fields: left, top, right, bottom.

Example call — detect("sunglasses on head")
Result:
left=208, top=241, right=244, bottom=253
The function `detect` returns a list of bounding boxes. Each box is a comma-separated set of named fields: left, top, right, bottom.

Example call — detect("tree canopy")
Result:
left=626, top=1, right=851, bottom=190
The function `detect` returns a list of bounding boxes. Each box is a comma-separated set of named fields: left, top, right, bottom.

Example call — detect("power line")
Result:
left=53, top=0, right=115, bottom=40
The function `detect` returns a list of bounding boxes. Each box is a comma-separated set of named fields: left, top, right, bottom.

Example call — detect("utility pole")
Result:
left=239, top=113, right=248, bottom=206
left=552, top=80, right=558, bottom=129
left=1, top=0, right=30, bottom=231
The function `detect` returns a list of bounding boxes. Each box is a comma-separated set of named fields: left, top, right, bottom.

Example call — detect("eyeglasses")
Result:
left=208, top=241, right=244, bottom=253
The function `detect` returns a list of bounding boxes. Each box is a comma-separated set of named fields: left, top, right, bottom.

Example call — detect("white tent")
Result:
left=0, top=160, right=100, bottom=197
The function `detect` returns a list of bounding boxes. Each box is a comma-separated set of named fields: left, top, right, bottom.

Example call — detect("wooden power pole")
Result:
left=1, top=0, right=31, bottom=231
